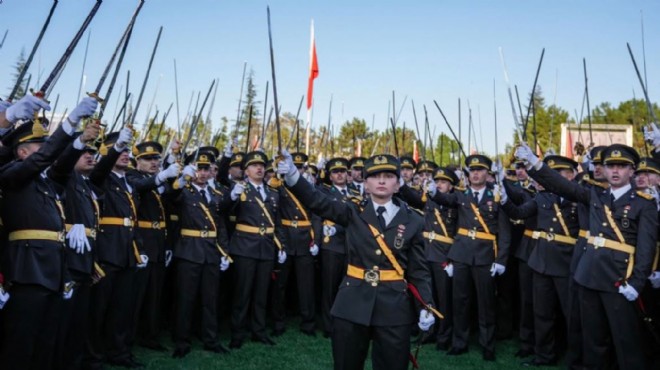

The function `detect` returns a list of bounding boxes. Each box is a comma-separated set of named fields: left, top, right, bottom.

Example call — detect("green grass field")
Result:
left=117, top=325, right=561, bottom=370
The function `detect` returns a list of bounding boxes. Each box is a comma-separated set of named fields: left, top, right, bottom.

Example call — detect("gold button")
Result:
left=373, top=266, right=379, bottom=271
left=552, top=218, right=557, bottom=222
left=549, top=228, right=554, bottom=232
left=602, top=223, right=607, bottom=227
left=376, top=250, right=382, bottom=255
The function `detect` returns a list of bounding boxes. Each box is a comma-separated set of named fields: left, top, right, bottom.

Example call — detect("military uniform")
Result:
left=0, top=122, right=81, bottom=368
left=503, top=155, right=580, bottom=365
left=529, top=144, right=657, bottom=369
left=229, top=151, right=287, bottom=347
left=430, top=155, right=511, bottom=359
left=284, top=154, right=435, bottom=370
left=271, top=152, right=317, bottom=335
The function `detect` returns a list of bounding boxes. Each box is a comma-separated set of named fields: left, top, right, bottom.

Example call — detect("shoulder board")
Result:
left=636, top=190, right=654, bottom=200
left=410, top=185, right=422, bottom=191
left=409, top=206, right=424, bottom=216
left=456, top=186, right=466, bottom=193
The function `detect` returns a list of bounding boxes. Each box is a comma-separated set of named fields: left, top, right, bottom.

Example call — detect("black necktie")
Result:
left=357, top=184, right=362, bottom=194
left=257, top=186, right=264, bottom=200
left=200, top=189, right=209, bottom=205
left=610, top=193, right=616, bottom=211
left=473, top=191, right=479, bottom=203
left=341, top=189, right=347, bottom=196
left=377, top=206, right=387, bottom=230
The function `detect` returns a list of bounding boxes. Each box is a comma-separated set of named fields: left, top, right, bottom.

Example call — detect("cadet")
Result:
left=427, top=154, right=511, bottom=361
left=516, top=143, right=658, bottom=369
left=278, top=151, right=437, bottom=370
left=348, top=157, right=366, bottom=196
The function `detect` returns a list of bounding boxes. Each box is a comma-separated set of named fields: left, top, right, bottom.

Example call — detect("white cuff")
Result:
left=532, top=160, right=543, bottom=171
left=61, top=118, right=75, bottom=136
left=113, top=143, right=126, bottom=152
left=73, top=137, right=86, bottom=150
left=285, top=171, right=300, bottom=187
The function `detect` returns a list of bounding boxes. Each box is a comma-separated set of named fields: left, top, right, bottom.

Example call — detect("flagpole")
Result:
left=305, top=19, right=318, bottom=155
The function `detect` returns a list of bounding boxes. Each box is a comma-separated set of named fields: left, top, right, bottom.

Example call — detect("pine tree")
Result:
left=8, top=48, right=27, bottom=99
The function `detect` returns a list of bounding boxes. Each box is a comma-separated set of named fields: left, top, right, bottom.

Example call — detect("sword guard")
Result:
left=86, top=92, right=105, bottom=103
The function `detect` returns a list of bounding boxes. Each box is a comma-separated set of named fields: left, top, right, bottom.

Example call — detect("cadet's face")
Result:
left=245, top=163, right=265, bottom=182
left=605, top=163, right=634, bottom=189
left=649, top=173, right=660, bottom=187
left=419, top=172, right=432, bottom=183
left=210, top=164, right=218, bottom=179
left=469, top=168, right=488, bottom=186
left=365, top=172, right=399, bottom=201
left=114, top=150, right=130, bottom=169
left=330, top=169, right=347, bottom=186
left=137, top=156, right=160, bottom=174
left=558, top=168, right=576, bottom=181
left=401, top=168, right=414, bottom=183
left=351, top=168, right=363, bottom=182
left=264, top=171, right=274, bottom=183
left=635, top=172, right=650, bottom=189
left=16, top=142, right=42, bottom=160
left=593, top=163, right=605, bottom=181
left=229, top=166, right=243, bottom=180
left=515, top=167, right=528, bottom=181
left=436, top=179, right=453, bottom=194
left=194, top=167, right=210, bottom=185
left=75, top=151, right=96, bottom=173
left=412, top=174, right=421, bottom=187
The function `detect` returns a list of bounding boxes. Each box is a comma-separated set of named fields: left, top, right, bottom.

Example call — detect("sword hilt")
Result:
left=86, top=92, right=105, bottom=103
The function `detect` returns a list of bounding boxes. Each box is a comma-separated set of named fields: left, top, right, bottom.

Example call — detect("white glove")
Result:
left=182, top=164, right=197, bottom=179
left=316, top=158, right=327, bottom=170
left=230, top=182, right=246, bottom=201
left=649, top=271, right=660, bottom=289
left=223, top=138, right=236, bottom=158
left=418, top=309, right=435, bottom=331
left=310, top=244, right=319, bottom=256
left=278, top=250, right=287, bottom=264
left=277, top=149, right=298, bottom=178
left=495, top=184, right=507, bottom=204
left=643, top=123, right=660, bottom=148
left=426, top=179, right=437, bottom=197
left=165, top=250, right=173, bottom=267
left=137, top=254, right=149, bottom=269
left=490, top=263, right=506, bottom=277
left=618, top=284, right=639, bottom=301
left=444, top=263, right=453, bottom=277
left=157, top=163, right=181, bottom=183
left=63, top=282, right=75, bottom=300
left=220, top=256, right=230, bottom=271
left=66, top=224, right=91, bottom=254
left=67, top=97, right=98, bottom=127
left=0, top=100, right=11, bottom=113
left=323, top=225, right=336, bottom=237
left=115, top=126, right=133, bottom=150
left=0, top=286, right=10, bottom=309
left=4, top=95, right=51, bottom=123
left=514, top=144, right=539, bottom=168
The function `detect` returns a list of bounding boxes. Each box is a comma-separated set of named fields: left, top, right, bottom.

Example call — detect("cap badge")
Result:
left=374, top=156, right=387, bottom=165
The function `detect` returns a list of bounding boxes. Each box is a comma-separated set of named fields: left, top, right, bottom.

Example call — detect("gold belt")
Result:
left=137, top=220, right=166, bottom=230
left=578, top=229, right=589, bottom=238
left=65, top=224, right=97, bottom=239
left=281, top=219, right=312, bottom=228
left=587, top=236, right=635, bottom=254
left=347, top=264, right=404, bottom=286
left=457, top=227, right=496, bottom=241
left=9, top=229, right=65, bottom=242
left=422, top=231, right=454, bottom=245
left=524, top=230, right=576, bottom=245
left=99, top=217, right=134, bottom=227
left=235, top=224, right=274, bottom=235
left=169, top=215, right=179, bottom=222
left=180, top=229, right=217, bottom=238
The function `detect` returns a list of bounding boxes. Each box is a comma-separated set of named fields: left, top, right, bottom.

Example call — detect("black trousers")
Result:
left=579, top=284, right=648, bottom=369
left=532, top=271, right=569, bottom=363
left=452, top=262, right=496, bottom=352
left=0, top=284, right=61, bottom=370
left=495, top=253, right=518, bottom=339
left=272, top=253, right=316, bottom=332
left=332, top=317, right=411, bottom=370
left=173, top=259, right=219, bottom=349
left=85, top=267, right=135, bottom=366
left=320, top=250, right=346, bottom=335
left=133, top=261, right=166, bottom=345
left=56, top=275, right=92, bottom=370
left=518, top=260, right=535, bottom=352
left=230, top=256, right=273, bottom=340
left=429, top=261, right=452, bottom=346
left=565, top=275, right=583, bottom=369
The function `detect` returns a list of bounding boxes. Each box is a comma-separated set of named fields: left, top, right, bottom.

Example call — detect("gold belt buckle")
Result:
left=593, top=236, right=605, bottom=248
left=123, top=218, right=132, bottom=227
left=364, top=269, right=380, bottom=286
left=152, top=221, right=160, bottom=229
left=259, top=227, right=266, bottom=235
left=291, top=220, right=298, bottom=228
left=545, top=232, right=555, bottom=241
left=427, top=231, right=435, bottom=242
left=200, top=230, right=209, bottom=238
left=58, top=231, right=66, bottom=242
left=89, top=229, right=97, bottom=239
left=532, top=231, right=540, bottom=239
left=467, top=229, right=477, bottom=239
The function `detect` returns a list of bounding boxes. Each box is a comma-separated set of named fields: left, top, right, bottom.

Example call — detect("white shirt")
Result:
left=249, top=180, right=267, bottom=200
left=192, top=183, right=211, bottom=203
left=334, top=185, right=349, bottom=196
left=372, top=200, right=399, bottom=227
left=112, top=171, right=132, bottom=193
left=470, top=187, right=486, bottom=203
left=610, top=183, right=632, bottom=202
left=353, top=181, right=364, bottom=196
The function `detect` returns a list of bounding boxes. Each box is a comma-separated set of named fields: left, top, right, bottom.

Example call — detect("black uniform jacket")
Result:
left=530, top=164, right=657, bottom=293
left=503, top=179, right=537, bottom=262
left=315, top=184, right=360, bottom=255
left=279, top=184, right=315, bottom=256
left=431, top=185, right=511, bottom=267
left=127, top=170, right=168, bottom=263
left=0, top=126, right=79, bottom=291
left=287, top=176, right=433, bottom=327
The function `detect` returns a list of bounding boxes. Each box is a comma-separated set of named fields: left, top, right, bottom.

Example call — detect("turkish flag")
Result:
left=307, top=20, right=319, bottom=110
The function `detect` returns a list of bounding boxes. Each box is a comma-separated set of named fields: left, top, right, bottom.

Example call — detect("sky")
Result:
left=1, top=0, right=659, bottom=156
